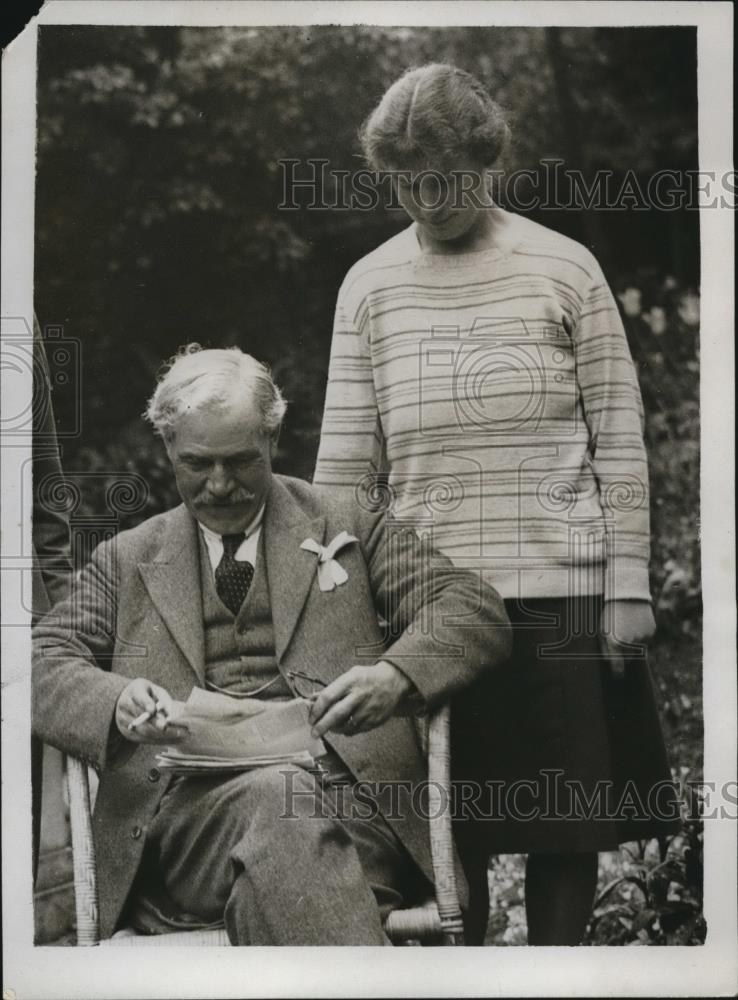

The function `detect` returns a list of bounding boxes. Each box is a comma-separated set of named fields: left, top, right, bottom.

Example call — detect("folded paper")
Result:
left=157, top=690, right=326, bottom=773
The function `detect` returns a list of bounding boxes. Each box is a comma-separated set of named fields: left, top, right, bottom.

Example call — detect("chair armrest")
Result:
left=426, top=705, right=464, bottom=945
left=65, top=755, right=101, bottom=945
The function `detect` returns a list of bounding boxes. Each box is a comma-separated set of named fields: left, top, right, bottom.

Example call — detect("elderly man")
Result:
left=33, top=345, right=511, bottom=946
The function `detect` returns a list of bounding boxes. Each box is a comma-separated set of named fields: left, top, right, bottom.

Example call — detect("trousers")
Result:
left=141, top=752, right=426, bottom=945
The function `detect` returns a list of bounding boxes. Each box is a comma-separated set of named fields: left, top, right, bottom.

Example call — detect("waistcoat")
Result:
left=199, top=529, right=291, bottom=699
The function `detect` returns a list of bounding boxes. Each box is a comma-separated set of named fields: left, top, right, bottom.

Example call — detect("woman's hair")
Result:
left=145, top=343, right=287, bottom=442
left=360, top=63, right=510, bottom=171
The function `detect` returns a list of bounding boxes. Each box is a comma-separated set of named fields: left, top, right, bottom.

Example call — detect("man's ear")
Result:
left=268, top=426, right=281, bottom=458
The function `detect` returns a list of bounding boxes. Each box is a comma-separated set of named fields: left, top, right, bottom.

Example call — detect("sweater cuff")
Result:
left=604, top=557, right=652, bottom=603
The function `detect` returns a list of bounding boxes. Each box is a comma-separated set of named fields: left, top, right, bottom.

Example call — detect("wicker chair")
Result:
left=66, top=705, right=465, bottom=947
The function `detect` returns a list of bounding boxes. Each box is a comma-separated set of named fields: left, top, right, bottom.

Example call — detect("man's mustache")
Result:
left=194, top=491, right=256, bottom=508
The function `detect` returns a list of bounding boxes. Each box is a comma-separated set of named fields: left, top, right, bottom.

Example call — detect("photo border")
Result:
left=2, top=3, right=734, bottom=997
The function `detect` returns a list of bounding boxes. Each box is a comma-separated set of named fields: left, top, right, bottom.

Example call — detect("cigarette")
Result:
left=128, top=701, right=169, bottom=732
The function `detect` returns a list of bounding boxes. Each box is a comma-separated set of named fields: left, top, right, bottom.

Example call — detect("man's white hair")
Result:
left=145, top=344, right=287, bottom=442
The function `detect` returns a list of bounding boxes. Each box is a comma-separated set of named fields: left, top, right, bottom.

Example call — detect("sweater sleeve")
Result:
left=573, top=262, right=652, bottom=603
left=313, top=285, right=386, bottom=495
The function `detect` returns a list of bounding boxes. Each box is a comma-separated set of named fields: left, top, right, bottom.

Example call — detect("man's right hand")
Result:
left=115, top=678, right=189, bottom=745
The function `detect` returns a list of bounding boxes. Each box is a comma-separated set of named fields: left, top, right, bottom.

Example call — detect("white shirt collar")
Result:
left=197, top=504, right=265, bottom=572
left=198, top=503, right=265, bottom=546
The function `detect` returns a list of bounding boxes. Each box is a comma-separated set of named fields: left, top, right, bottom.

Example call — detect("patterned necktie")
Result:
left=215, top=533, right=254, bottom=615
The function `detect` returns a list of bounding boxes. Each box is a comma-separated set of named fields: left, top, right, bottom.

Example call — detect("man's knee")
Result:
left=230, top=766, right=341, bottom=872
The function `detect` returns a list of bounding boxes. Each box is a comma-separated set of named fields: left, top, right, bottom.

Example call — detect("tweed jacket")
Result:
left=33, top=475, right=511, bottom=938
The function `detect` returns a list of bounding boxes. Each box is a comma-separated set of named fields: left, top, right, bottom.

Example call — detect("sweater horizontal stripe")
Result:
left=314, top=215, right=651, bottom=602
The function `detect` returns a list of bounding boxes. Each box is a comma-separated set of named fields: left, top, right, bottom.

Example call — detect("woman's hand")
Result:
left=308, top=661, right=414, bottom=738
left=115, top=678, right=189, bottom=745
left=599, top=600, right=656, bottom=679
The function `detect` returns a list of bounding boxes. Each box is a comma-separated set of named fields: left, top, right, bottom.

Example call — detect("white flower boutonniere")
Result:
left=300, top=530, right=358, bottom=591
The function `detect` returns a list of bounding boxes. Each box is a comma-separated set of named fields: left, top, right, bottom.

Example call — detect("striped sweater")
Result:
left=313, top=214, right=651, bottom=602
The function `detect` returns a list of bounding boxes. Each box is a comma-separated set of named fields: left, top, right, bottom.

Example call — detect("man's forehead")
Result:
left=171, top=401, right=264, bottom=445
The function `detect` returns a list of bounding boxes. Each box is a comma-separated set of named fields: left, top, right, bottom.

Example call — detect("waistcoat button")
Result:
left=148, top=767, right=160, bottom=782
left=131, top=825, right=143, bottom=839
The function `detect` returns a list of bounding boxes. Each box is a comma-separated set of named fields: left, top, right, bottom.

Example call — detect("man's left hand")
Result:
left=309, top=661, right=414, bottom=738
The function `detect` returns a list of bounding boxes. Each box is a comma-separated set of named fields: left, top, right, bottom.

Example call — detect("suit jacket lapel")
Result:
left=138, top=505, right=205, bottom=685
left=264, top=478, right=325, bottom=662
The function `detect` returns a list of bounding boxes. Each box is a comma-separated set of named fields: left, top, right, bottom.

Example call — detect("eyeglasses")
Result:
left=286, top=669, right=327, bottom=700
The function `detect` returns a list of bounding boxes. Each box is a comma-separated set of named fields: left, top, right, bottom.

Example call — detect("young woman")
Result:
left=313, top=63, right=679, bottom=945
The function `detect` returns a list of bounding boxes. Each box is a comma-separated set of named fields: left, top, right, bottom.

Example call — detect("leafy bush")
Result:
left=585, top=777, right=705, bottom=945
left=615, top=274, right=701, bottom=641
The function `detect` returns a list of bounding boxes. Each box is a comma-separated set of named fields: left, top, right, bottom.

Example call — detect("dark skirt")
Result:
left=451, top=596, right=681, bottom=855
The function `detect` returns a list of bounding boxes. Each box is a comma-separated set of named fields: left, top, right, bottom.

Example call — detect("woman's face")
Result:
left=391, top=155, right=492, bottom=244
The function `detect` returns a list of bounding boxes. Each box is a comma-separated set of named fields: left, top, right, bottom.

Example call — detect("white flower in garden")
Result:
left=663, top=275, right=678, bottom=290
left=678, top=291, right=700, bottom=326
left=644, top=306, right=667, bottom=335
left=618, top=287, right=642, bottom=317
